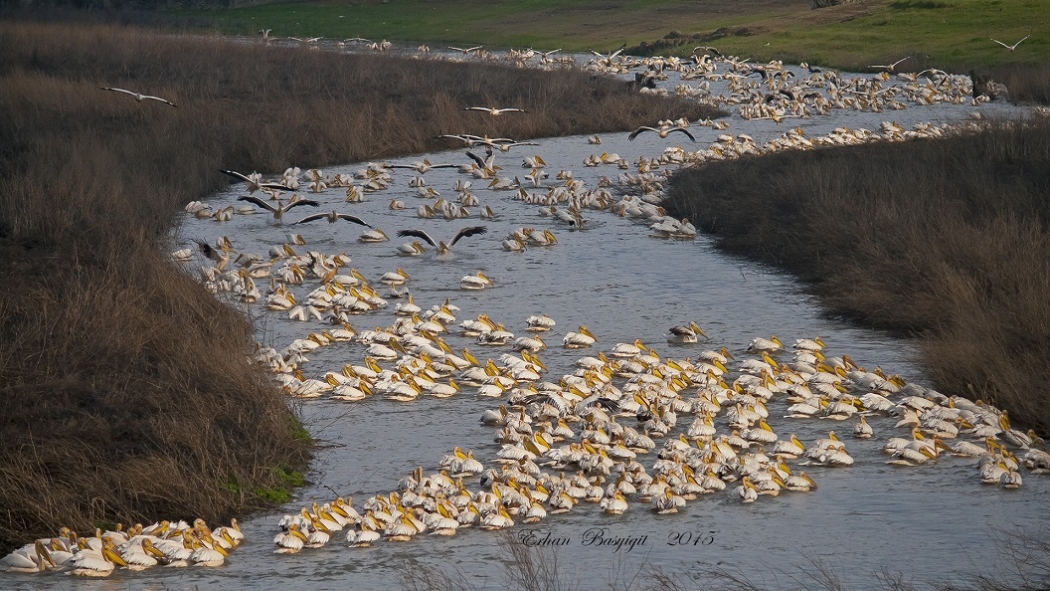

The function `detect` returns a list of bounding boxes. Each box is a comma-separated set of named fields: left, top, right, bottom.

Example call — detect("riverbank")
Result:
left=0, top=20, right=715, bottom=552
left=664, top=116, right=1050, bottom=435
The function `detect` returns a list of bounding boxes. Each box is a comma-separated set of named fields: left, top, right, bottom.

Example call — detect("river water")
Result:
left=8, top=50, right=1047, bottom=591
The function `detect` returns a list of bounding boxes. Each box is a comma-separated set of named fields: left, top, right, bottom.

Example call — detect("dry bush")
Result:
left=665, top=119, right=1050, bottom=435
left=0, top=20, right=717, bottom=552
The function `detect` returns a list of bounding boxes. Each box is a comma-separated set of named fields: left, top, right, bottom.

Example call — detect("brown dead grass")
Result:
left=665, top=118, right=1050, bottom=435
left=0, top=20, right=717, bottom=552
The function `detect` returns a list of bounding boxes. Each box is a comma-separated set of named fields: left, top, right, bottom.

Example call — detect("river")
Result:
left=8, top=49, right=1046, bottom=591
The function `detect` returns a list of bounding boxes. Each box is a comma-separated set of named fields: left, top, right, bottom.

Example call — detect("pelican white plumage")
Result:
left=525, top=314, right=556, bottom=332
left=747, top=335, right=784, bottom=353
left=869, top=57, right=911, bottom=73
left=294, top=211, right=371, bottom=227
left=397, top=241, right=428, bottom=256
left=237, top=195, right=319, bottom=223
left=466, top=106, right=527, bottom=116
left=666, top=321, right=706, bottom=344
left=562, top=326, right=597, bottom=348
left=396, top=226, right=488, bottom=255
left=990, top=35, right=1030, bottom=52
left=381, top=268, right=411, bottom=285
left=611, top=339, right=647, bottom=358
left=358, top=228, right=390, bottom=243
left=628, top=126, right=696, bottom=142
left=101, top=86, right=177, bottom=107
left=221, top=169, right=295, bottom=194
left=460, top=271, right=494, bottom=290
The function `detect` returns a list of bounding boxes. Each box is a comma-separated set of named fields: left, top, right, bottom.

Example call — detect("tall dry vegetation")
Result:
left=0, top=21, right=716, bottom=552
left=665, top=118, right=1050, bottom=435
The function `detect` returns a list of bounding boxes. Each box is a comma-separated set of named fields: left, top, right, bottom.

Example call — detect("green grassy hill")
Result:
left=177, top=0, right=1049, bottom=69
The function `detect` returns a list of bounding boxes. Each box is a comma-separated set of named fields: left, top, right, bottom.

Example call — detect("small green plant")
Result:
left=223, top=478, right=241, bottom=494
left=254, top=487, right=293, bottom=505
left=288, top=416, right=311, bottom=443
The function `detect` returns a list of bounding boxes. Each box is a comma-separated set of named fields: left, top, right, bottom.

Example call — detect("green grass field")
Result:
left=180, top=0, right=1049, bottom=69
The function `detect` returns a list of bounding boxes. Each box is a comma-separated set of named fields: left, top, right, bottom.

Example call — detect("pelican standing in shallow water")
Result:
left=397, top=226, right=488, bottom=255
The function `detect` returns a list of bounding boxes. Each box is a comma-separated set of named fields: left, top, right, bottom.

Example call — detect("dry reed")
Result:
left=665, top=117, right=1050, bottom=436
left=0, top=20, right=717, bottom=553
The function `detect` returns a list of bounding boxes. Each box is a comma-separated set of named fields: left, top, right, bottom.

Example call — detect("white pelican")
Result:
left=69, top=541, right=129, bottom=576
left=562, top=326, right=597, bottom=348
left=783, top=471, right=818, bottom=492
left=359, top=228, right=390, bottom=242
left=990, top=35, right=1029, bottom=52
left=466, top=106, right=527, bottom=116
left=736, top=476, right=759, bottom=503
left=237, top=195, right=319, bottom=223
left=853, top=415, right=874, bottom=439
left=346, top=522, right=381, bottom=547
left=220, top=169, right=295, bottom=194
left=513, top=335, right=546, bottom=352
left=396, top=226, right=488, bottom=254
left=869, top=57, right=911, bottom=73
left=189, top=539, right=228, bottom=567
left=666, top=321, right=706, bottom=344
left=771, top=433, right=806, bottom=458
left=747, top=335, right=784, bottom=353
left=525, top=314, right=556, bottom=332
left=381, top=268, right=411, bottom=285
left=397, top=241, right=428, bottom=256
left=101, top=86, right=177, bottom=107
left=2, top=541, right=52, bottom=573
left=460, top=271, right=494, bottom=290
left=629, top=125, right=696, bottom=142
left=611, top=339, right=647, bottom=358
left=587, top=134, right=602, bottom=144
left=294, top=211, right=371, bottom=227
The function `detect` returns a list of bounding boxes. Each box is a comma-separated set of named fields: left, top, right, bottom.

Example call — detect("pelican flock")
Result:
left=10, top=39, right=1045, bottom=579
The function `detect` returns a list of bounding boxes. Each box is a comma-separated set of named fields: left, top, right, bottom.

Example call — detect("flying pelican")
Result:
left=692, top=46, right=722, bottom=58
left=869, top=57, right=911, bottom=73
left=388, top=159, right=458, bottom=173
left=628, top=126, right=696, bottom=142
left=465, top=106, right=527, bottom=116
left=237, top=196, right=319, bottom=223
left=100, top=86, right=177, bottom=107
left=396, top=226, right=488, bottom=254
left=294, top=211, right=371, bottom=227
left=450, top=45, right=483, bottom=54
left=990, top=35, right=1030, bottom=51
left=466, top=150, right=499, bottom=174
left=220, top=169, right=296, bottom=194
